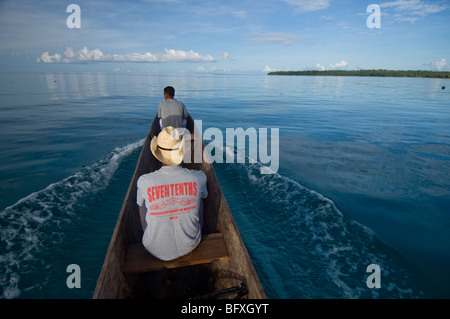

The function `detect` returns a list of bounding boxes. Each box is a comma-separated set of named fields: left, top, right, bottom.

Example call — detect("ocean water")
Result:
left=0, top=72, right=449, bottom=299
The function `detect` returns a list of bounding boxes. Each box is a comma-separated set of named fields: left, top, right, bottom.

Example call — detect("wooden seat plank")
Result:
left=123, top=233, right=228, bottom=275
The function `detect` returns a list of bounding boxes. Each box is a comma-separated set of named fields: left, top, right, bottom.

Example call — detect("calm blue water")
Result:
left=0, top=72, right=449, bottom=299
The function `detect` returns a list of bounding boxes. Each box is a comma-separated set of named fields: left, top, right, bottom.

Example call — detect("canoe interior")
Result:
left=93, top=116, right=266, bottom=299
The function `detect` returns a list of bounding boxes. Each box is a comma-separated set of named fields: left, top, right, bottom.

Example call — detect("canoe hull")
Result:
left=93, top=116, right=266, bottom=299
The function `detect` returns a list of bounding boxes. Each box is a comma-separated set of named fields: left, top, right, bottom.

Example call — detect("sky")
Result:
left=0, top=0, right=449, bottom=74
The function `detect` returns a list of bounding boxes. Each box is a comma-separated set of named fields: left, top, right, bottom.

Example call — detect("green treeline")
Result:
left=268, top=69, right=450, bottom=78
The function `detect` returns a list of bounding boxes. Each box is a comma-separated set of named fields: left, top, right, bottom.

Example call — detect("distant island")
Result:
left=268, top=69, right=450, bottom=79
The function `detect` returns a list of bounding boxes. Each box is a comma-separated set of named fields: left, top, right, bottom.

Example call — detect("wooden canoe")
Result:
left=93, top=115, right=266, bottom=299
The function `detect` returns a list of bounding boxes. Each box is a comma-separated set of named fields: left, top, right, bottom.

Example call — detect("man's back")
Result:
left=158, top=99, right=188, bottom=128
left=136, top=165, right=207, bottom=261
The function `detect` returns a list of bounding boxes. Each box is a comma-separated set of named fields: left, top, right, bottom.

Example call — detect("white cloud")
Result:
left=197, top=66, right=218, bottom=72
left=36, top=52, right=61, bottom=63
left=380, top=0, right=449, bottom=22
left=329, top=60, right=348, bottom=70
left=37, top=47, right=215, bottom=63
left=306, top=61, right=348, bottom=71
left=63, top=47, right=104, bottom=62
left=232, top=10, right=247, bottom=18
left=430, top=58, right=449, bottom=71
left=314, top=64, right=326, bottom=71
left=320, top=15, right=334, bottom=20
left=263, top=65, right=277, bottom=72
left=249, top=32, right=303, bottom=46
left=282, top=0, right=330, bottom=12
left=220, top=52, right=234, bottom=61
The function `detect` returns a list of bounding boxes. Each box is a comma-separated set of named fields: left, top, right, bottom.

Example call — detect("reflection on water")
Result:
left=43, top=72, right=109, bottom=100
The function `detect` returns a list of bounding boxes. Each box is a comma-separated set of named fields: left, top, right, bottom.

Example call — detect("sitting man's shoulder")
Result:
left=186, top=168, right=207, bottom=179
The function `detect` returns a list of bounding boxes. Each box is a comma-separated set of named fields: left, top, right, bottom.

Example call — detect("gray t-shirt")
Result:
left=136, top=166, right=208, bottom=261
left=158, top=99, right=189, bottom=128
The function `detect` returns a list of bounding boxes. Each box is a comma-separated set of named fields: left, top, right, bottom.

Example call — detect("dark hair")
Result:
left=164, top=86, right=175, bottom=97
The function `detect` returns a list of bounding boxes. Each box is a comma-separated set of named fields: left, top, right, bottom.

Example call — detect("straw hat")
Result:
left=151, top=126, right=184, bottom=166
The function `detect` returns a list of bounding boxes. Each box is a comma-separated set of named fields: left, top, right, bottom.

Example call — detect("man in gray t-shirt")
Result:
left=136, top=126, right=207, bottom=261
left=158, top=86, right=189, bottom=129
